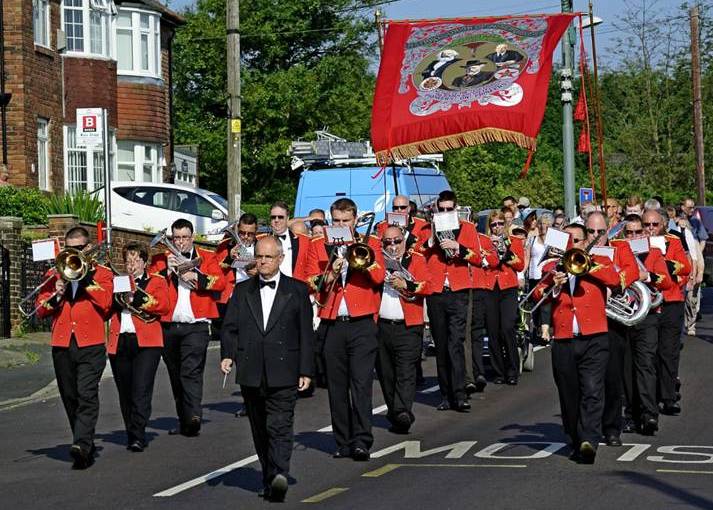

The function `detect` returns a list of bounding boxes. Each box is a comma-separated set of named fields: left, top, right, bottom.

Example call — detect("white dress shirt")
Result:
left=379, top=283, right=404, bottom=320
left=276, top=232, right=293, bottom=277
left=335, top=246, right=350, bottom=317
left=259, top=272, right=281, bottom=329
left=569, top=275, right=580, bottom=335
left=119, top=310, right=136, bottom=334
left=172, top=278, right=198, bottom=323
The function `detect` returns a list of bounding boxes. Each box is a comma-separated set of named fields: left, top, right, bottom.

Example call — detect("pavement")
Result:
left=1, top=291, right=712, bottom=509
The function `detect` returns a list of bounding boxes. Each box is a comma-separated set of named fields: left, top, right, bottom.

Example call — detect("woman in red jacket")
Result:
left=482, top=210, right=525, bottom=385
left=108, top=242, right=169, bottom=452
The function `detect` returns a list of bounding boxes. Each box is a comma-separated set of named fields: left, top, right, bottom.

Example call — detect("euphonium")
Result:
left=606, top=280, right=652, bottom=327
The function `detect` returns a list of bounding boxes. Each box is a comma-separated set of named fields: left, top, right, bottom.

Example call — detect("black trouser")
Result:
left=528, top=278, right=552, bottom=333
left=242, top=384, right=298, bottom=486
left=551, top=334, right=609, bottom=447
left=161, top=322, right=211, bottom=426
left=602, top=320, right=627, bottom=437
left=427, top=290, right=467, bottom=404
left=658, top=302, right=684, bottom=406
left=376, top=320, right=423, bottom=424
left=314, top=323, right=328, bottom=388
left=109, top=333, right=162, bottom=445
left=52, top=337, right=106, bottom=452
left=322, top=317, right=378, bottom=451
left=469, top=289, right=487, bottom=381
left=484, top=285, right=519, bottom=380
left=625, top=314, right=659, bottom=422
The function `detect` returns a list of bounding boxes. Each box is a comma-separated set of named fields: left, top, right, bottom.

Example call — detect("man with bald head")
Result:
left=376, top=195, right=430, bottom=252
left=221, top=236, right=314, bottom=502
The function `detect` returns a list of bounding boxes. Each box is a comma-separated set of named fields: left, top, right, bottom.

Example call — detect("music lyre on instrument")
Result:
left=221, top=222, right=256, bottom=270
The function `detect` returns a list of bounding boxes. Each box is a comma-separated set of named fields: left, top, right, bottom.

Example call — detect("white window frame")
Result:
left=115, top=8, right=162, bottom=78
left=33, top=0, right=51, bottom=48
left=37, top=118, right=51, bottom=191
left=63, top=125, right=116, bottom=193
left=61, top=0, right=114, bottom=59
left=115, top=141, right=163, bottom=183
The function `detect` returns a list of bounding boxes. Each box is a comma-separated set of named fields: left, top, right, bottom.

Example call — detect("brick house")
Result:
left=0, top=0, right=183, bottom=192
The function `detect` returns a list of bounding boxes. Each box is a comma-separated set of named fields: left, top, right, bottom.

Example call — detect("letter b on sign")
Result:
left=83, top=116, right=97, bottom=132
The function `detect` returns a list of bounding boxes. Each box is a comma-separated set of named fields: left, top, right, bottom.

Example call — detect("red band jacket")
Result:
left=661, top=234, right=691, bottom=303
left=480, top=235, right=526, bottom=291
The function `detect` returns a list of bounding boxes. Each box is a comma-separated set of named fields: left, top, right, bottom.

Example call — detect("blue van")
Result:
left=294, top=164, right=451, bottom=221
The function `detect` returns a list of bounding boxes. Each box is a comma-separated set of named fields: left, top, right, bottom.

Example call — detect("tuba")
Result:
left=606, top=281, right=652, bottom=327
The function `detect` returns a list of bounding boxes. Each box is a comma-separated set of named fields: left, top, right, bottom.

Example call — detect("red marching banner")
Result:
left=371, top=14, right=575, bottom=165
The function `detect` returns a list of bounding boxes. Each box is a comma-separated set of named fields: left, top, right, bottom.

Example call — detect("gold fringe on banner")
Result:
left=375, top=127, right=537, bottom=166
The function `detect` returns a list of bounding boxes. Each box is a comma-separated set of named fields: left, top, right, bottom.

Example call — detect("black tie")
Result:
left=276, top=234, right=287, bottom=241
left=259, top=280, right=276, bottom=289
left=181, top=251, right=192, bottom=259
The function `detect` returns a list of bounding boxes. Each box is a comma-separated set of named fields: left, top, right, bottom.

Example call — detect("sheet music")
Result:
left=433, top=210, right=459, bottom=232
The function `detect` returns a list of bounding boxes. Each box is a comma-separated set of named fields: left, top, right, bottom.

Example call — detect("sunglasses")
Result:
left=643, top=222, right=660, bottom=227
left=571, top=237, right=585, bottom=243
left=382, top=238, right=403, bottom=246
left=438, top=207, right=455, bottom=212
left=586, top=228, right=607, bottom=235
left=490, top=221, right=505, bottom=227
left=625, top=229, right=643, bottom=236
left=270, top=215, right=285, bottom=220
left=392, top=205, right=409, bottom=211
left=238, top=230, right=256, bottom=237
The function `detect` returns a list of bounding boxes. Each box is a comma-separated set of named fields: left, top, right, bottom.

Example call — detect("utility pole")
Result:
left=227, top=0, right=241, bottom=220
left=690, top=5, right=706, bottom=205
left=560, top=0, right=577, bottom=219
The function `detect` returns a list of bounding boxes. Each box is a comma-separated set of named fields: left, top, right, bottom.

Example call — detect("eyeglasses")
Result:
left=392, top=205, right=409, bottom=211
left=586, top=228, right=607, bottom=235
left=270, top=215, right=285, bottom=220
left=238, top=230, right=256, bottom=237
left=490, top=221, right=505, bottom=227
left=571, top=237, right=585, bottom=243
left=382, top=238, right=403, bottom=246
left=625, top=229, right=644, bottom=236
left=643, top=222, right=660, bottom=227
left=438, top=207, right=455, bottom=212
left=68, top=243, right=88, bottom=251
left=255, top=254, right=277, bottom=261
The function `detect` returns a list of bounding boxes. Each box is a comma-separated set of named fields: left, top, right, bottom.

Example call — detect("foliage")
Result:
left=241, top=203, right=271, bottom=222
left=0, top=187, right=49, bottom=224
left=174, top=0, right=713, bottom=212
left=46, top=191, right=104, bottom=223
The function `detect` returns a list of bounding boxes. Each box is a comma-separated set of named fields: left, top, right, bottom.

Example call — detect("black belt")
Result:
left=330, top=314, right=372, bottom=323
left=118, top=332, right=137, bottom=338
left=378, top=318, right=405, bottom=325
left=163, top=322, right=210, bottom=329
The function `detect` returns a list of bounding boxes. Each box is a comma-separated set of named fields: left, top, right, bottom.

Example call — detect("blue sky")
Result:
left=168, top=0, right=690, bottom=59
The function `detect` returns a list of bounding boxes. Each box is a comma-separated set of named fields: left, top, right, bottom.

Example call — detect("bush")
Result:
left=242, top=203, right=271, bottom=224
left=46, top=191, right=104, bottom=223
left=0, top=187, right=49, bottom=224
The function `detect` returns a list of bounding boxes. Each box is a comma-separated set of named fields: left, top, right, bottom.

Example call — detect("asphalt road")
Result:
left=2, top=304, right=713, bottom=510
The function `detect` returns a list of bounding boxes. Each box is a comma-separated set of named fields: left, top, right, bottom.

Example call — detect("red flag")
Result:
left=577, top=125, right=591, bottom=154
left=574, top=88, right=587, bottom=121
left=371, top=14, right=575, bottom=164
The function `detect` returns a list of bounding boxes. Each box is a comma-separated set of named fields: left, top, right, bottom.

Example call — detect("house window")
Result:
left=37, top=119, right=50, bottom=191
left=116, top=8, right=161, bottom=77
left=64, top=126, right=116, bottom=192
left=33, top=0, right=51, bottom=47
left=62, top=0, right=113, bottom=57
left=116, top=141, right=162, bottom=183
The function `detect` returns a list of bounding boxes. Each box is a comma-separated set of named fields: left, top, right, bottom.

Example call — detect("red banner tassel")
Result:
left=519, top=150, right=534, bottom=178
left=371, top=165, right=386, bottom=179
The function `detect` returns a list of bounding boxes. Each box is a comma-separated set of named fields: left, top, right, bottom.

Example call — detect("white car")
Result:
left=108, top=182, right=230, bottom=240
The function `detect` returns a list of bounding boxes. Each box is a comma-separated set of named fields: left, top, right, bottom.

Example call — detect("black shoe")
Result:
left=129, top=441, right=145, bottom=453
left=661, top=402, right=681, bottom=416
left=604, top=435, right=622, bottom=447
left=268, top=474, right=288, bottom=502
left=622, top=417, right=636, bottom=433
left=351, top=447, right=370, bottom=461
left=258, top=486, right=270, bottom=498
left=475, top=376, right=487, bottom=393
left=465, top=382, right=477, bottom=395
left=569, top=450, right=581, bottom=462
left=235, top=407, right=248, bottom=418
left=436, top=400, right=451, bottom=411
left=506, top=377, right=518, bottom=386
left=454, top=400, right=471, bottom=413
left=184, top=416, right=201, bottom=436
left=70, top=444, right=94, bottom=470
left=393, top=412, right=412, bottom=430
left=641, top=416, right=659, bottom=436
left=333, top=447, right=351, bottom=459
left=579, top=441, right=596, bottom=464
left=493, top=377, right=505, bottom=385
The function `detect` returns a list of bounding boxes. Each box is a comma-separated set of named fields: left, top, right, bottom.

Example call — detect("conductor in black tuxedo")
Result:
left=220, top=236, right=314, bottom=502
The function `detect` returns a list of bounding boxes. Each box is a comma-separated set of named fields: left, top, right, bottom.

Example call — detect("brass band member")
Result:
left=269, top=201, right=310, bottom=281
left=377, top=226, right=432, bottom=433
left=304, top=198, right=385, bottom=460
left=533, top=224, right=620, bottom=464
left=376, top=195, right=430, bottom=252
left=481, top=210, right=525, bottom=385
left=36, top=227, right=114, bottom=469
left=215, top=213, right=259, bottom=308
left=149, top=219, right=225, bottom=437
left=641, top=209, right=691, bottom=416
left=107, top=242, right=169, bottom=452
left=622, top=215, right=673, bottom=435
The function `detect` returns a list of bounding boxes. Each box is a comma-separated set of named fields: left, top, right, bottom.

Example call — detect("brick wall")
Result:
left=63, top=58, right=118, bottom=128
left=0, top=217, right=25, bottom=335
left=116, top=82, right=168, bottom=143
left=0, top=0, right=63, bottom=189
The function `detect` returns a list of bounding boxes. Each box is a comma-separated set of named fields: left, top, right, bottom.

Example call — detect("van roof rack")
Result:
left=289, top=131, right=443, bottom=170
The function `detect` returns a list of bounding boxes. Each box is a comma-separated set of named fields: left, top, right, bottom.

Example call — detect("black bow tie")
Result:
left=181, top=251, right=192, bottom=259
left=259, top=280, right=276, bottom=289
left=276, top=234, right=287, bottom=241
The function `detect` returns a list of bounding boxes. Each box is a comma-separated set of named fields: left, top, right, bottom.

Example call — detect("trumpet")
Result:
left=149, top=229, right=205, bottom=288
left=18, top=243, right=105, bottom=318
